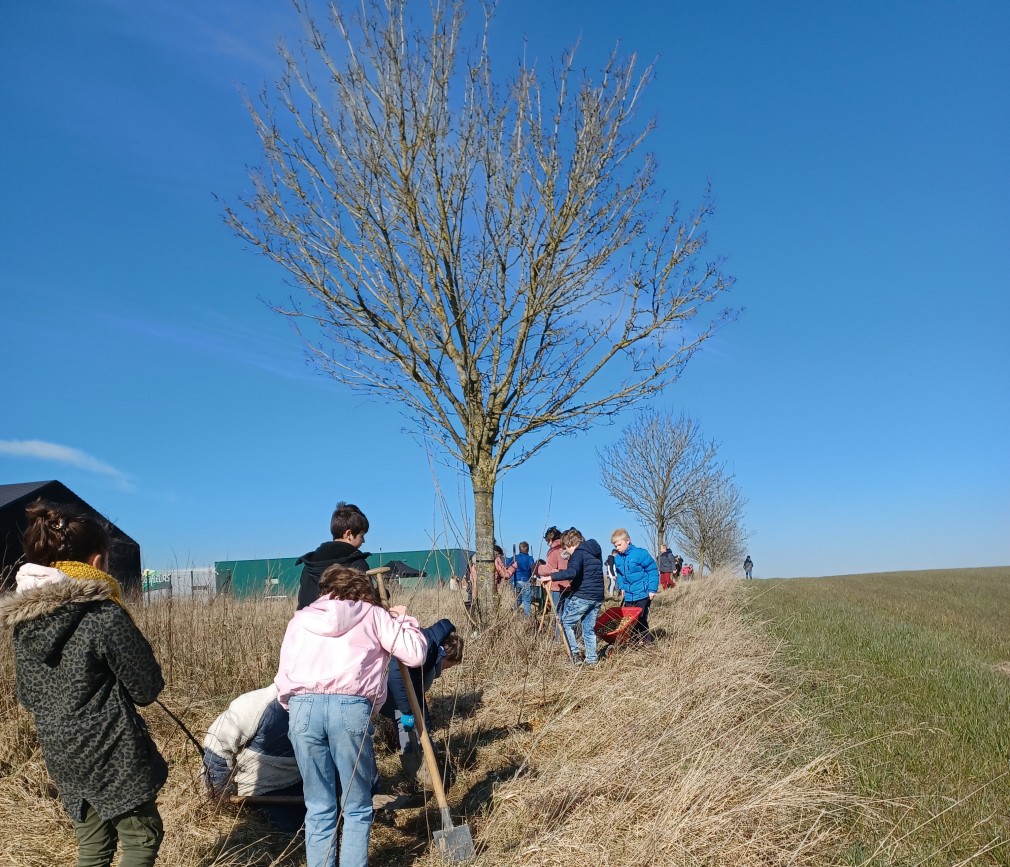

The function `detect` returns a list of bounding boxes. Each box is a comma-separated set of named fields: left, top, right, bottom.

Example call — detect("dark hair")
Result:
left=330, top=502, right=369, bottom=540
left=519, top=541, right=529, bottom=553
left=318, top=564, right=379, bottom=604
left=493, top=544, right=504, bottom=556
left=560, top=528, right=584, bottom=548
left=23, top=499, right=109, bottom=567
left=442, top=632, right=464, bottom=665
left=544, top=526, right=561, bottom=543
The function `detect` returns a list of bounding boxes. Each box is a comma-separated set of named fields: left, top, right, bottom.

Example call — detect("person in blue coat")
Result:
left=508, top=542, right=536, bottom=616
left=379, top=619, right=463, bottom=779
left=611, top=527, right=659, bottom=642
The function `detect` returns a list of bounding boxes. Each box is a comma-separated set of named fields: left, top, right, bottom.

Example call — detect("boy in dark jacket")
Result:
left=296, top=501, right=370, bottom=609
left=551, top=528, right=605, bottom=665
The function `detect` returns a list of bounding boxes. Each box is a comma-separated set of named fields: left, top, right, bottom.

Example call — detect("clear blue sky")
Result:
left=2, top=0, right=1007, bottom=578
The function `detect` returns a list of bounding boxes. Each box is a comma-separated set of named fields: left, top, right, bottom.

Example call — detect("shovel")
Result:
left=370, top=567, right=475, bottom=861
left=397, top=660, right=475, bottom=861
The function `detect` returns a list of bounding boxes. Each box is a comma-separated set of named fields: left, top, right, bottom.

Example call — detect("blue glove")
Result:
left=400, top=713, right=415, bottom=731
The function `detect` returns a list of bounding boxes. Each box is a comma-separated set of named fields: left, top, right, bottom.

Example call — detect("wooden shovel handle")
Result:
left=396, top=659, right=452, bottom=814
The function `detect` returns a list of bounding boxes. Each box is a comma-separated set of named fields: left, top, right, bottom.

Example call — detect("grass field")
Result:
left=745, top=566, right=1010, bottom=866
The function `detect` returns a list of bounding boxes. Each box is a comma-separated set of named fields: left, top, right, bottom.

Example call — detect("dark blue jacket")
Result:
left=551, top=539, right=605, bottom=602
left=615, top=544, right=659, bottom=600
left=380, top=619, right=455, bottom=727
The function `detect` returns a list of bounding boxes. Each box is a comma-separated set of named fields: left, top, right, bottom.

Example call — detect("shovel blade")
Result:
left=433, top=823, right=475, bottom=862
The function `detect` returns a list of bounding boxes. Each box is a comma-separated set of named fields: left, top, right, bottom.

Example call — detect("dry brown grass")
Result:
left=0, top=572, right=854, bottom=865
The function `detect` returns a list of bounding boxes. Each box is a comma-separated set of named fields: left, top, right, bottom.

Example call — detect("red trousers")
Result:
left=659, top=572, right=676, bottom=590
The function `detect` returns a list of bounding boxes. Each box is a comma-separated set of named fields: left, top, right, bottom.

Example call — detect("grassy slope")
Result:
left=745, top=567, right=1010, bottom=866
left=1, top=574, right=851, bottom=866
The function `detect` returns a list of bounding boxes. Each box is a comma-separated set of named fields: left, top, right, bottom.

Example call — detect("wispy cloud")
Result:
left=0, top=440, right=135, bottom=492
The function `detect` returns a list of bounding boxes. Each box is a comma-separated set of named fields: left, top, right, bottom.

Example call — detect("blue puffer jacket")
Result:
left=551, top=539, right=605, bottom=602
left=615, top=544, right=658, bottom=601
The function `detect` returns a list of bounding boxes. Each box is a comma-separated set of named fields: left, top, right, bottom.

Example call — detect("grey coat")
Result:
left=0, top=579, right=168, bottom=821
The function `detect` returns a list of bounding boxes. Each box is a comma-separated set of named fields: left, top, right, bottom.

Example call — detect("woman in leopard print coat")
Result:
left=0, top=501, right=167, bottom=866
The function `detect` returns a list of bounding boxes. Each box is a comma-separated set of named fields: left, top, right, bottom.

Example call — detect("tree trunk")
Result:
left=471, top=464, right=498, bottom=621
left=655, top=519, right=667, bottom=561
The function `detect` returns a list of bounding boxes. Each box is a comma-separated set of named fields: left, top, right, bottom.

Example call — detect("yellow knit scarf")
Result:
left=53, top=560, right=125, bottom=607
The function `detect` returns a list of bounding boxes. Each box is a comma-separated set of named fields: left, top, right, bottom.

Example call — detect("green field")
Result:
left=745, top=567, right=1010, bottom=865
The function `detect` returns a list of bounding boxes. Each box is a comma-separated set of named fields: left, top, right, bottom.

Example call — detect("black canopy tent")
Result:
left=0, top=481, right=141, bottom=594
left=383, top=559, right=425, bottom=580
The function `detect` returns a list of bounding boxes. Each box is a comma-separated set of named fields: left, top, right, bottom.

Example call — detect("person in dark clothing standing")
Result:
left=0, top=501, right=167, bottom=867
left=296, top=502, right=370, bottom=609
left=657, top=544, right=677, bottom=590
left=743, top=556, right=754, bottom=580
left=551, top=528, right=605, bottom=665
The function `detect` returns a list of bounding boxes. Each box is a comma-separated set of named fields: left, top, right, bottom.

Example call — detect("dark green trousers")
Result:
left=72, top=799, right=164, bottom=867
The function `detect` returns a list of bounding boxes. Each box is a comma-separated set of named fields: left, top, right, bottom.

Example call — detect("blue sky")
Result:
left=2, top=0, right=1007, bottom=578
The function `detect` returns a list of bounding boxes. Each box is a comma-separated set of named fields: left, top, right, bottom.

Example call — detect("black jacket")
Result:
left=552, top=539, right=605, bottom=602
left=0, top=579, right=168, bottom=822
left=296, top=541, right=370, bottom=609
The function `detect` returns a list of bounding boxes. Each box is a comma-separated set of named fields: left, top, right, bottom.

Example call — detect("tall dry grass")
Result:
left=0, top=572, right=854, bottom=865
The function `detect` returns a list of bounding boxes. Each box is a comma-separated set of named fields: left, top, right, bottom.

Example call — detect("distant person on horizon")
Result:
left=296, top=502, right=370, bottom=609
left=508, top=542, right=536, bottom=616
left=658, top=544, right=677, bottom=590
left=612, top=528, right=659, bottom=643
left=604, top=548, right=619, bottom=598
left=744, top=555, right=754, bottom=580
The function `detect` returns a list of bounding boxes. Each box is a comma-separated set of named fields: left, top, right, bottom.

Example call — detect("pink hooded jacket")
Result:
left=274, top=598, right=427, bottom=710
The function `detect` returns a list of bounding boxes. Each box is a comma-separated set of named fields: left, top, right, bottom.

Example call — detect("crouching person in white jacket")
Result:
left=203, top=684, right=305, bottom=832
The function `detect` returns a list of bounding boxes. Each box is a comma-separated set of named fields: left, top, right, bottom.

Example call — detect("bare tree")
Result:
left=226, top=0, right=734, bottom=611
left=671, top=468, right=747, bottom=577
left=598, top=410, right=718, bottom=556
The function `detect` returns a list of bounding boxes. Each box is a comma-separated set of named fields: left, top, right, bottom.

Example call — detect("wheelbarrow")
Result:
left=594, top=604, right=644, bottom=650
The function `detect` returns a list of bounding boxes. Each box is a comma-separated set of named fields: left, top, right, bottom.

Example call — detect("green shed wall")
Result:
left=215, top=557, right=302, bottom=598
left=214, top=549, right=471, bottom=598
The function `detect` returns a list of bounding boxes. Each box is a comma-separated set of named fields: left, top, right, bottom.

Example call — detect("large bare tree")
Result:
left=671, top=468, right=748, bottom=577
left=598, top=410, right=718, bottom=556
left=226, top=0, right=734, bottom=610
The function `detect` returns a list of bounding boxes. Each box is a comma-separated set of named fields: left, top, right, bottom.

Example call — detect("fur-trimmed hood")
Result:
left=4, top=575, right=166, bottom=823
left=0, top=579, right=116, bottom=668
left=0, top=578, right=113, bottom=627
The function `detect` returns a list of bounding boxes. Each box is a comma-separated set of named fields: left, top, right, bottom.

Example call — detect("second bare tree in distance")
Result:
left=598, top=410, right=719, bottom=558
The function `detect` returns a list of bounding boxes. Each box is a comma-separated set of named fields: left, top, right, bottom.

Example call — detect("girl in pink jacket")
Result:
left=275, top=565, right=426, bottom=867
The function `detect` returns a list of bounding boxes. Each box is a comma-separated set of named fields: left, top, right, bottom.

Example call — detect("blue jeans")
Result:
left=288, top=694, right=375, bottom=867
left=513, top=580, right=532, bottom=616
left=561, top=596, right=602, bottom=663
